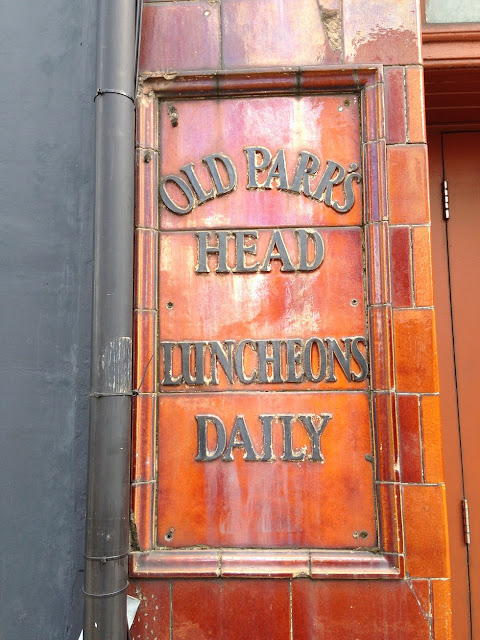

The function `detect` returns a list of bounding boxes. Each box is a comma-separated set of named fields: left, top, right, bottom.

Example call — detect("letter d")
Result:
left=203, top=153, right=237, bottom=196
left=195, top=415, right=227, bottom=461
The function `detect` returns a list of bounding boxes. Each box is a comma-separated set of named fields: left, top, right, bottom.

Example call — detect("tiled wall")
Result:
left=130, top=1, right=451, bottom=638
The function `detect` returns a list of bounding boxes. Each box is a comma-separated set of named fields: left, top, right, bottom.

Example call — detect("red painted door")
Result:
left=430, top=131, right=480, bottom=639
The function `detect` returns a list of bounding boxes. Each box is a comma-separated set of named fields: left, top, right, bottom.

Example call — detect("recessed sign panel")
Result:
left=156, top=94, right=375, bottom=549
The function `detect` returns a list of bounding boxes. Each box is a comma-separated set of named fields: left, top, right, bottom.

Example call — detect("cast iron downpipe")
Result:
left=84, top=0, right=136, bottom=637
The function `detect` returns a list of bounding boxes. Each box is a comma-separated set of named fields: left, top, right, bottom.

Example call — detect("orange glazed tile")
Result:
left=377, top=482, right=402, bottom=553
left=393, top=309, right=439, bottom=393
left=134, top=228, right=157, bottom=310
left=373, top=392, right=398, bottom=483
left=412, top=226, right=434, bottom=307
left=133, top=310, right=156, bottom=393
left=139, top=3, right=220, bottom=73
left=403, top=484, right=449, bottom=578
left=135, top=149, right=158, bottom=229
left=385, top=66, right=407, bottom=144
left=128, top=579, right=170, bottom=640
left=369, top=306, right=394, bottom=391
left=159, top=95, right=362, bottom=231
left=156, top=392, right=375, bottom=549
left=432, top=580, right=453, bottom=640
left=131, top=393, right=156, bottom=482
left=366, top=222, right=390, bottom=304
left=421, top=395, right=445, bottom=484
left=406, top=66, right=427, bottom=144
left=222, top=0, right=340, bottom=69
left=131, top=482, right=154, bottom=551
left=172, top=580, right=290, bottom=640
left=388, top=145, right=430, bottom=224
left=390, top=226, right=413, bottom=308
left=398, top=394, right=422, bottom=483
left=292, top=579, right=430, bottom=639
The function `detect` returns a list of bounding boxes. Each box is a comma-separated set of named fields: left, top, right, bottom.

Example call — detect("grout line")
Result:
left=156, top=388, right=371, bottom=396
left=409, top=226, right=416, bottom=307
left=289, top=579, right=294, bottom=640
left=219, top=0, right=224, bottom=71
left=391, top=306, right=434, bottom=310
left=152, top=224, right=365, bottom=232
left=418, top=395, right=426, bottom=483
left=403, top=66, right=409, bottom=143
left=377, top=480, right=444, bottom=486
left=169, top=581, right=173, bottom=640
left=388, top=223, right=430, bottom=228
left=131, top=479, right=156, bottom=487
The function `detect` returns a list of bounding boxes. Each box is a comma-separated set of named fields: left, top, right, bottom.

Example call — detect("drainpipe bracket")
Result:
left=95, top=88, right=135, bottom=103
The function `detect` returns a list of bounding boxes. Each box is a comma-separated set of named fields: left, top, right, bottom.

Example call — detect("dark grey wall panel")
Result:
left=0, top=2, right=96, bottom=638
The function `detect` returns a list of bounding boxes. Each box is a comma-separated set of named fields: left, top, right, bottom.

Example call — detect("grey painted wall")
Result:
left=0, top=2, right=96, bottom=638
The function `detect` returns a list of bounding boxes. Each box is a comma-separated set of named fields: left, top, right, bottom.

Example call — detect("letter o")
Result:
left=160, top=175, right=195, bottom=215
left=304, top=338, right=327, bottom=382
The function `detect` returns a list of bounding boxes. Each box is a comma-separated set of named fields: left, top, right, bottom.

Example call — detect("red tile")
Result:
left=139, top=3, right=220, bottom=73
left=309, top=550, right=394, bottom=578
left=156, top=392, right=375, bottom=549
left=128, top=579, right=170, bottom=640
left=377, top=482, right=402, bottom=553
left=406, top=66, right=427, bottom=144
left=131, top=482, right=154, bottom=551
left=393, top=309, right=439, bottom=393
left=412, top=226, right=434, bottom=307
left=369, top=306, right=394, bottom=391
left=366, top=222, right=390, bottom=305
left=421, top=395, right=445, bottom=484
left=363, top=140, right=387, bottom=222
left=136, top=94, right=157, bottom=150
left=131, top=394, right=156, bottom=482
left=135, top=149, right=158, bottom=229
left=388, top=145, right=430, bottom=224
left=385, top=66, right=407, bottom=144
left=134, top=228, right=158, bottom=310
left=410, top=580, right=431, bottom=618
left=133, top=310, right=156, bottom=393
left=403, top=484, right=449, bottom=578
left=300, top=68, right=359, bottom=90
left=172, top=580, right=290, bottom=640
left=292, top=579, right=430, bottom=639
left=363, top=84, right=385, bottom=142
left=390, top=226, right=413, bottom=308
left=398, top=394, right=422, bottom=483
left=218, top=70, right=297, bottom=94
left=343, top=0, right=421, bottom=64
left=373, top=392, right=398, bottom=483
left=432, top=580, right=453, bottom=640
left=222, top=0, right=340, bottom=69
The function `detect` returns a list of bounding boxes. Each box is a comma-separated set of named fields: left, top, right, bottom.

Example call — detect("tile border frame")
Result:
left=131, top=66, right=405, bottom=579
